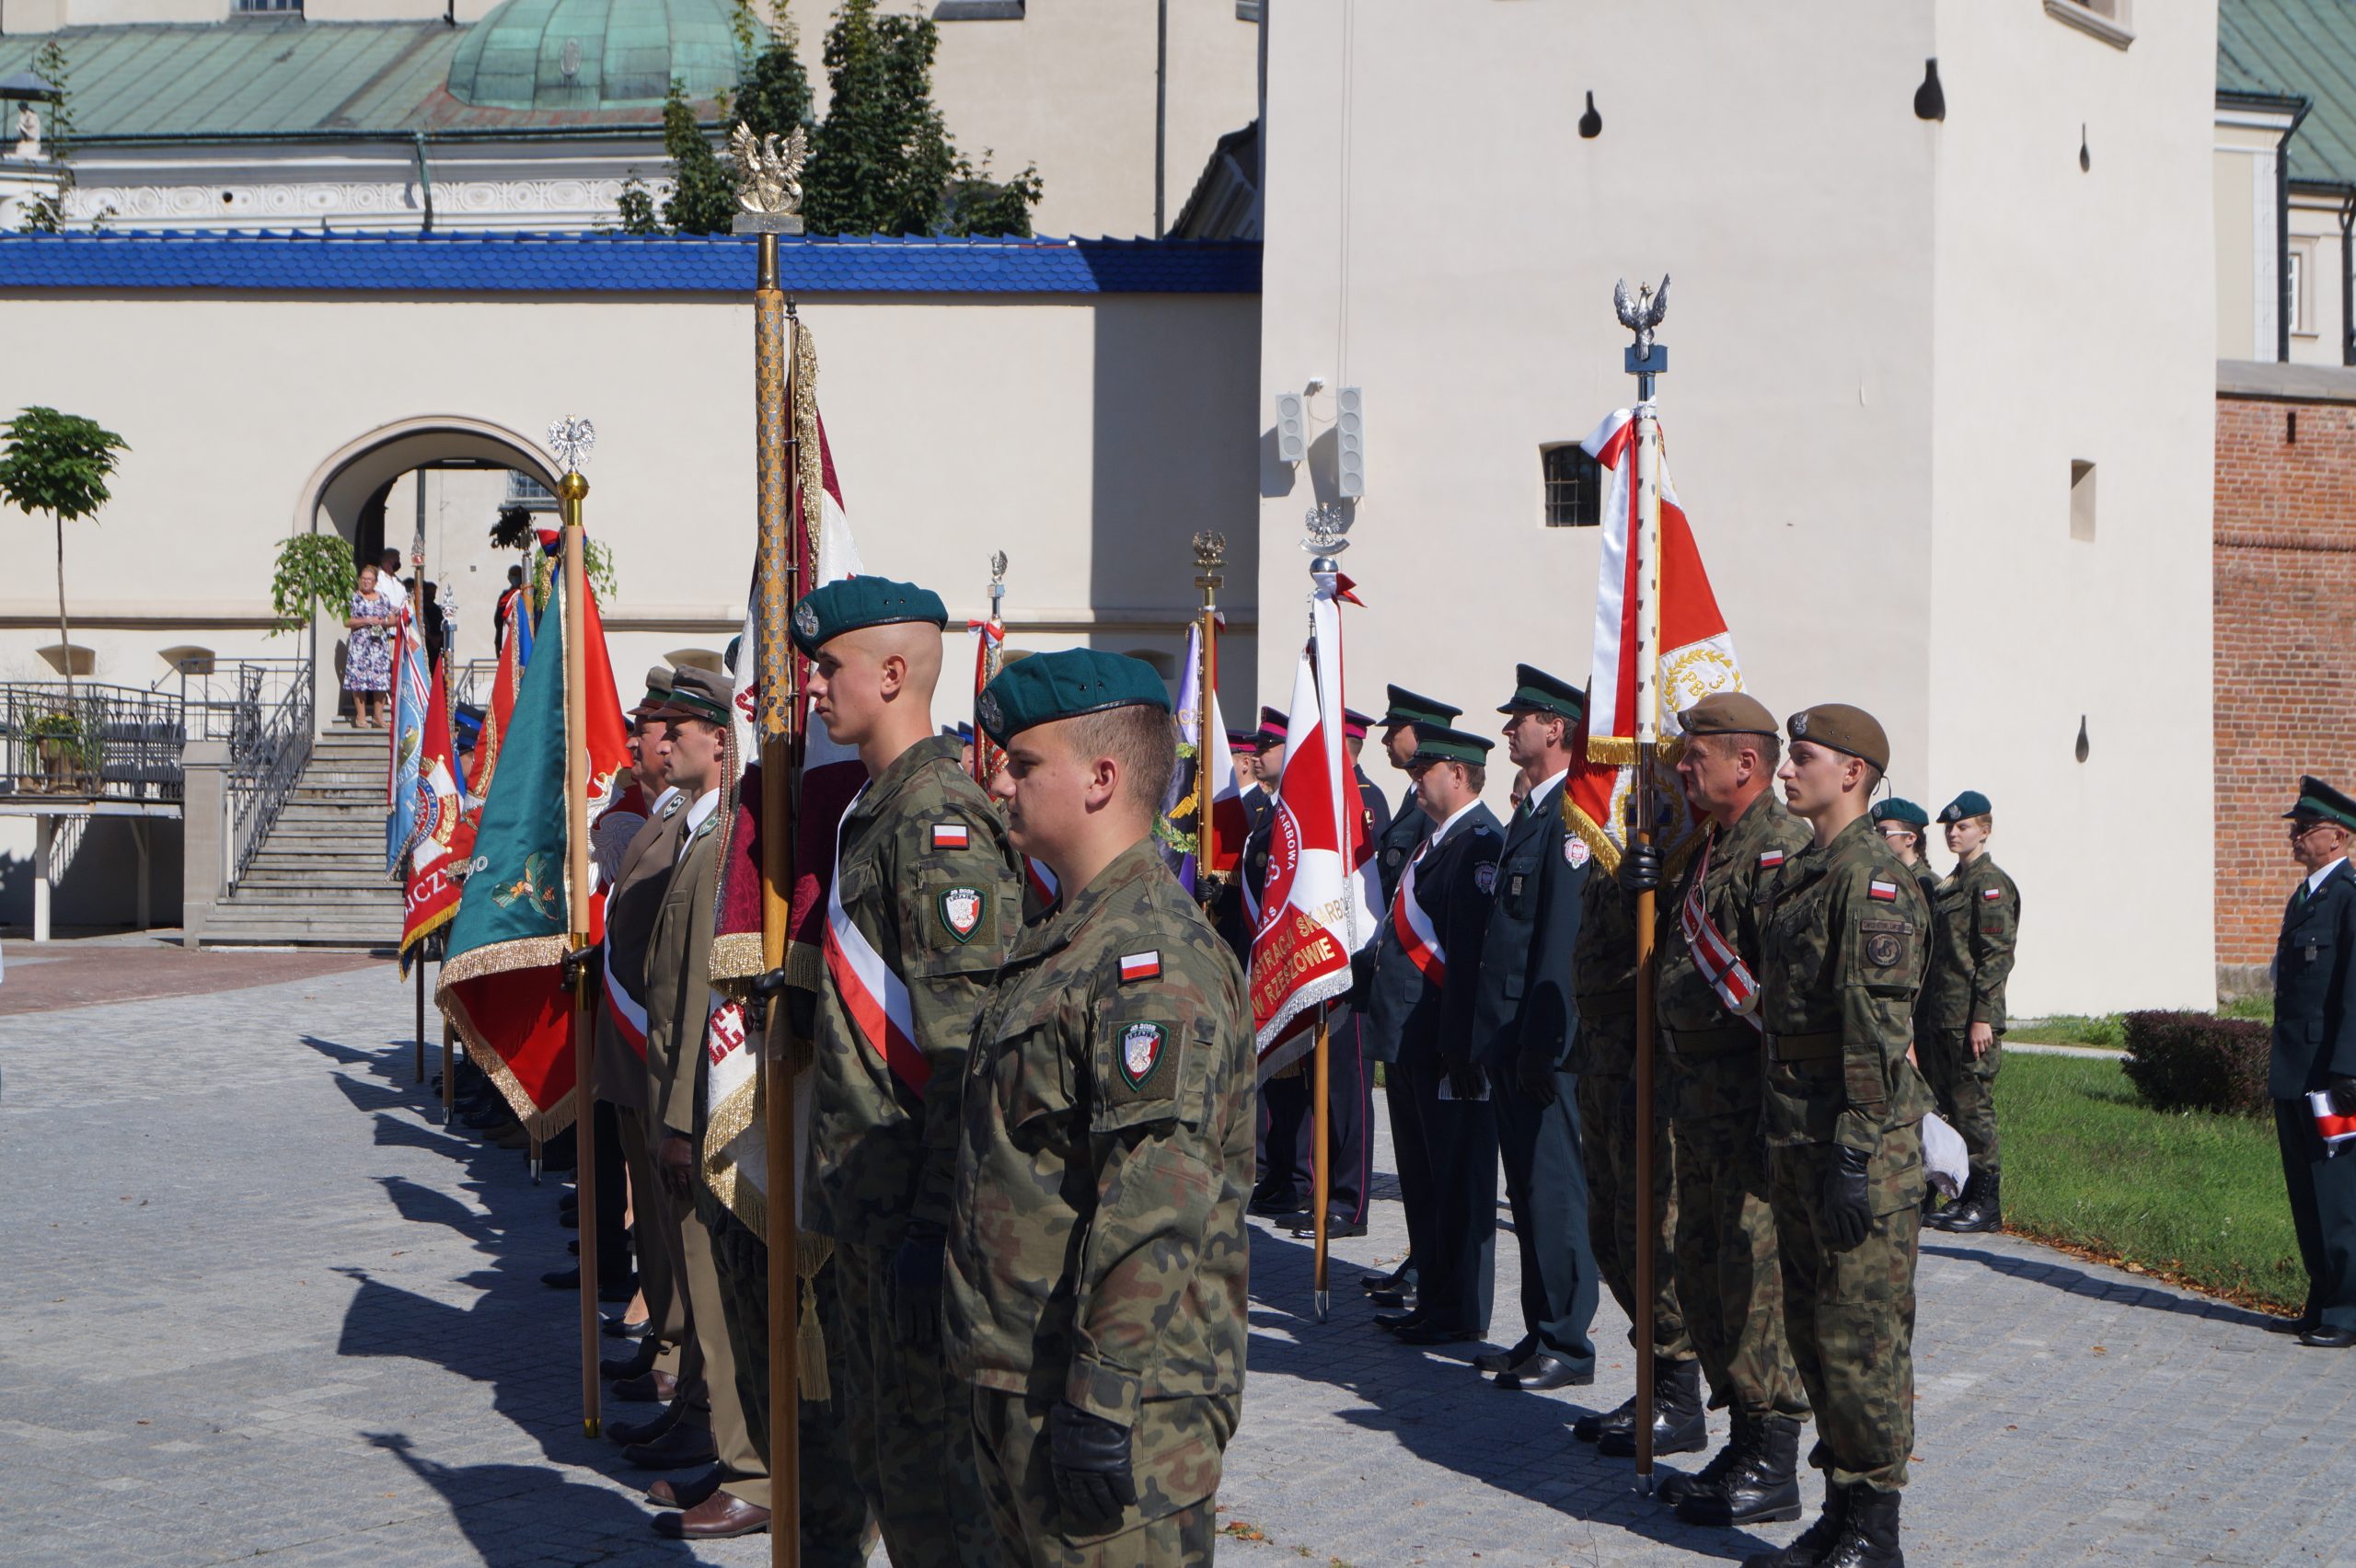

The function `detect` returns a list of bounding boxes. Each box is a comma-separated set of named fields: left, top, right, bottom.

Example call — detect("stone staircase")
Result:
left=199, top=726, right=407, bottom=947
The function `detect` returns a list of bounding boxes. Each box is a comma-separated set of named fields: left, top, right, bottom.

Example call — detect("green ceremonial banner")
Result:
left=435, top=588, right=578, bottom=1138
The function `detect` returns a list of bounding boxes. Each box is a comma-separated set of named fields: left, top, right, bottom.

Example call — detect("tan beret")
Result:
left=1786, top=703, right=1888, bottom=772
left=1682, top=691, right=1777, bottom=739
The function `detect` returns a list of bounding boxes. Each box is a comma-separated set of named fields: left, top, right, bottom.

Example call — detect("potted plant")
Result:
left=25, top=708, right=87, bottom=791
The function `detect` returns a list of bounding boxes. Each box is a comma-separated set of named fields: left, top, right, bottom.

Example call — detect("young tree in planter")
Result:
left=0, top=405, right=129, bottom=703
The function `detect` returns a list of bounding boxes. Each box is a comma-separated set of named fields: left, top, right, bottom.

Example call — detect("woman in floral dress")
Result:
left=344, top=562, right=398, bottom=728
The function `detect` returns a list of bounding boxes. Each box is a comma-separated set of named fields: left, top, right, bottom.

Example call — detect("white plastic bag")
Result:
left=1921, top=1112, right=1969, bottom=1198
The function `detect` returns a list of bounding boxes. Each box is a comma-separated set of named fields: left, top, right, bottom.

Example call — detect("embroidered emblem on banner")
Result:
left=932, top=822, right=970, bottom=850
left=1565, top=836, right=1590, bottom=868
left=706, top=999, right=748, bottom=1066
left=1120, top=1022, right=1168, bottom=1090
left=1118, top=951, right=1161, bottom=984
left=940, top=885, right=986, bottom=943
left=1867, top=878, right=1899, bottom=902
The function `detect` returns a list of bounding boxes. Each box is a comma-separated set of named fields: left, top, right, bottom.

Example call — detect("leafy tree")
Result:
left=0, top=406, right=129, bottom=701
left=659, top=78, right=738, bottom=236
left=267, top=533, right=358, bottom=638
left=615, top=174, right=662, bottom=236
left=17, top=42, right=74, bottom=234
left=943, top=153, right=1044, bottom=239
left=733, top=1, right=813, bottom=139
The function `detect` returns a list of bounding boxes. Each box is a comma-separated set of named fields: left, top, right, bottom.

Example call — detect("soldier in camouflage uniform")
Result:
left=1626, top=692, right=1812, bottom=1525
left=1745, top=704, right=1932, bottom=1568
left=947, top=650, right=1253, bottom=1567
left=1568, top=836, right=1699, bottom=1453
left=792, top=577, right=1023, bottom=1568
left=1920, top=791, right=2019, bottom=1236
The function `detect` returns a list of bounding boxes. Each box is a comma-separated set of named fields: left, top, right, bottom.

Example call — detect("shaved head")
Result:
left=805, top=620, right=945, bottom=770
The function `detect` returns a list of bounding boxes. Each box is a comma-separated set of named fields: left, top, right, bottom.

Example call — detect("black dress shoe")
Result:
left=1372, top=1309, right=1425, bottom=1332
left=1365, top=1288, right=1413, bottom=1310
left=2299, top=1326, right=2356, bottom=1348
left=1361, top=1266, right=1415, bottom=1296
left=601, top=1344, right=658, bottom=1380
left=647, top=1465, right=724, bottom=1509
left=2265, top=1315, right=2322, bottom=1336
left=1497, top=1352, right=1595, bottom=1391
left=613, top=1370, right=678, bottom=1404
left=605, top=1315, right=653, bottom=1340
left=543, top=1266, right=580, bottom=1289
left=1290, top=1214, right=1369, bottom=1239
left=606, top=1401, right=685, bottom=1447
left=1247, top=1189, right=1307, bottom=1219
left=624, top=1422, right=718, bottom=1470
left=1392, top=1321, right=1480, bottom=1346
left=1472, top=1343, right=1534, bottom=1376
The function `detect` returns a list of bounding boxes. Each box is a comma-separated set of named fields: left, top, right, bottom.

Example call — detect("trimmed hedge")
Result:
left=2119, top=1010, right=2271, bottom=1118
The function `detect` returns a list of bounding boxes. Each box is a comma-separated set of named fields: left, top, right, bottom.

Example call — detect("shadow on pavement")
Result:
left=1242, top=1223, right=1779, bottom=1562
left=370, top=1433, right=703, bottom=1567
left=1921, top=1241, right=2281, bottom=1329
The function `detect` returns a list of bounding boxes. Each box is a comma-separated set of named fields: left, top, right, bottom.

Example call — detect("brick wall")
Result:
left=2215, top=394, right=2356, bottom=973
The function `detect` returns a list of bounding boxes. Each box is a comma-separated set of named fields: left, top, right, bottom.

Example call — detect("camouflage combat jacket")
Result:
left=1919, top=853, right=2020, bottom=1033
left=1757, top=813, right=1934, bottom=1154
left=812, top=734, right=1022, bottom=1249
left=1567, top=862, right=1640, bottom=1076
left=943, top=836, right=1253, bottom=1429
left=1656, top=791, right=1810, bottom=1117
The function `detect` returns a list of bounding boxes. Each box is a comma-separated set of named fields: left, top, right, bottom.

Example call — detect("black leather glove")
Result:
left=1822, top=1145, right=1873, bottom=1251
left=1619, top=841, right=1662, bottom=897
left=890, top=1226, right=946, bottom=1349
left=558, top=944, right=602, bottom=992
left=745, top=966, right=791, bottom=1035
left=1445, top=1055, right=1486, bottom=1102
left=1515, top=1050, right=1559, bottom=1105
left=1047, top=1401, right=1138, bottom=1531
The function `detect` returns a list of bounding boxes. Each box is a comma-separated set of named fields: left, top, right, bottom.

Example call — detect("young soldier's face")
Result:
left=1944, top=817, right=1989, bottom=858
left=1877, top=824, right=1920, bottom=865
left=663, top=719, right=726, bottom=794
left=1501, top=709, right=1553, bottom=771
left=633, top=718, right=674, bottom=791
left=991, top=725, right=1088, bottom=859
left=1384, top=726, right=1417, bottom=770
left=804, top=640, right=884, bottom=744
left=1776, top=740, right=1851, bottom=819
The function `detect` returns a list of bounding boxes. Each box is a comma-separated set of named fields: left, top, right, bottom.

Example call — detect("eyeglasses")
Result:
left=2292, top=820, right=2344, bottom=842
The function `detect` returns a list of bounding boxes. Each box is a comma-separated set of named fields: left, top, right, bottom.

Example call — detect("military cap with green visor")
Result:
left=1784, top=702, right=1889, bottom=772
left=2286, top=775, right=2356, bottom=834
left=790, top=575, right=949, bottom=656
left=1380, top=685, right=1463, bottom=732
left=1496, top=663, right=1586, bottom=724
left=632, top=663, right=675, bottom=717
left=977, top=648, right=1170, bottom=743
left=1408, top=724, right=1495, bottom=767
left=648, top=664, right=733, bottom=727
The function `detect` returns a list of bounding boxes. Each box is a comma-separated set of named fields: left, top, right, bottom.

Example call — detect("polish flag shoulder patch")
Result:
left=1867, top=878, right=1900, bottom=902
left=931, top=822, right=971, bottom=850
left=1981, top=885, right=2003, bottom=902
left=1118, top=951, right=1161, bottom=984
left=1758, top=849, right=1785, bottom=870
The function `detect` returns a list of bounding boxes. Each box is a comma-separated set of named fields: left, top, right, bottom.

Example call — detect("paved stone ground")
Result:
left=6, top=970, right=2356, bottom=1567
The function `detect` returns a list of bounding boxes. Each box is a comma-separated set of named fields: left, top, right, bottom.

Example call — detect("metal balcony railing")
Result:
left=0, top=680, right=185, bottom=802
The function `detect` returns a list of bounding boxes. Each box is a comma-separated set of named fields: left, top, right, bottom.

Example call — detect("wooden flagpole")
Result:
left=734, top=126, right=810, bottom=1562
left=1311, top=1005, right=1331, bottom=1323
left=1302, top=510, right=1351, bottom=1329
left=557, top=446, right=602, bottom=1441
left=1618, top=277, right=1669, bottom=1493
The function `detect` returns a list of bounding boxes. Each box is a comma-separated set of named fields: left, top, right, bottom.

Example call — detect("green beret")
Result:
left=1682, top=691, right=1777, bottom=739
left=978, top=649, right=1170, bottom=743
left=1409, top=725, right=1495, bottom=767
left=1380, top=685, right=1462, bottom=731
left=1496, top=663, right=1585, bottom=723
left=1872, top=797, right=1929, bottom=830
left=2286, top=775, right=2356, bottom=833
left=1786, top=703, right=1888, bottom=772
left=791, top=576, right=948, bottom=656
left=1937, top=790, right=1992, bottom=824
left=634, top=664, right=675, bottom=715
left=650, top=665, right=733, bottom=727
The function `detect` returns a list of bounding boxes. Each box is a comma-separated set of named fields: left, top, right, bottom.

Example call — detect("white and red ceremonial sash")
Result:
left=1025, top=857, right=1059, bottom=908
left=1563, top=407, right=1745, bottom=875
left=1676, top=836, right=1761, bottom=1029
left=603, top=960, right=651, bottom=1055
left=821, top=786, right=927, bottom=1094
left=1389, top=843, right=1446, bottom=986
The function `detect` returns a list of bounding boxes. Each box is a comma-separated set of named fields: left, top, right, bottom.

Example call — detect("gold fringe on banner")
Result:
left=434, top=933, right=578, bottom=1140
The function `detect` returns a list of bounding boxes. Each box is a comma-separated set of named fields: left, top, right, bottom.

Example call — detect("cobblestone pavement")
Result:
left=6, top=971, right=2356, bottom=1566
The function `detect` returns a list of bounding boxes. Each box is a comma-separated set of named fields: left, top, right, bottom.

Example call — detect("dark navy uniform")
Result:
left=2272, top=778, right=2356, bottom=1342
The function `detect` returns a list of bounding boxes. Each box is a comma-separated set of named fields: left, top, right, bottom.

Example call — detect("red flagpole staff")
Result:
left=1615, top=275, right=1671, bottom=1493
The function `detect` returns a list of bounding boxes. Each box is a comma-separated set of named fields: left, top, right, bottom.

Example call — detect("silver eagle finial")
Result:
left=1613, top=274, right=1671, bottom=358
left=731, top=122, right=809, bottom=217
left=547, top=415, right=596, bottom=473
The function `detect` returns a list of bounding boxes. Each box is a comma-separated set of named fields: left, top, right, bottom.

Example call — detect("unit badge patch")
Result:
left=1865, top=932, right=1903, bottom=968
left=793, top=602, right=820, bottom=640
left=1474, top=863, right=1498, bottom=894
left=1565, top=837, right=1591, bottom=868
left=1119, top=1022, right=1168, bottom=1090
left=977, top=691, right=1003, bottom=734
left=940, top=886, right=987, bottom=943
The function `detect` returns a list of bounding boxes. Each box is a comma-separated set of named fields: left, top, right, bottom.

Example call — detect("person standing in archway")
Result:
left=343, top=562, right=397, bottom=728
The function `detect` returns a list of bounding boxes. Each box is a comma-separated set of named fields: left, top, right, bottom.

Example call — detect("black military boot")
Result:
left=1679, top=1412, right=1804, bottom=1527
left=1816, top=1485, right=1902, bottom=1566
left=1573, top=1393, right=1634, bottom=1445
left=1923, top=1170, right=1976, bottom=1230
left=1940, top=1171, right=2002, bottom=1234
left=1657, top=1408, right=1750, bottom=1507
left=1600, top=1356, right=1708, bottom=1457
left=1741, top=1480, right=1851, bottom=1568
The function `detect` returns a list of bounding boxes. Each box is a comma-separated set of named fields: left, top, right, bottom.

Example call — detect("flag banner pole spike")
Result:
left=557, top=460, right=604, bottom=1442
left=1192, top=532, right=1226, bottom=905
left=1613, top=273, right=1669, bottom=1491
left=530, top=1136, right=542, bottom=1183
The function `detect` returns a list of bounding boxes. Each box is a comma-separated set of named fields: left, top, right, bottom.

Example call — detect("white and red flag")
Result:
left=1247, top=575, right=1380, bottom=1076
left=398, top=656, right=475, bottom=974
left=1565, top=407, right=1746, bottom=874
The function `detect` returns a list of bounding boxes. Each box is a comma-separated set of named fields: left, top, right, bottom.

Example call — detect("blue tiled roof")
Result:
left=0, top=231, right=1263, bottom=295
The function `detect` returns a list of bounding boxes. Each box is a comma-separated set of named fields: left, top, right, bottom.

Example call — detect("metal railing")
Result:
left=450, top=656, right=500, bottom=716
left=178, top=658, right=315, bottom=889
left=0, top=680, right=186, bottom=802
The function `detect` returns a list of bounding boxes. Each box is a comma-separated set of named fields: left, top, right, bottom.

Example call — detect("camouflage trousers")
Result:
left=1918, top=1027, right=2002, bottom=1175
left=705, top=1194, right=875, bottom=1562
left=1576, top=1070, right=1692, bottom=1363
left=1669, top=1103, right=1808, bottom=1421
left=1765, top=1124, right=1924, bottom=1493
left=970, top=1389, right=1232, bottom=1568
left=837, top=1240, right=999, bottom=1568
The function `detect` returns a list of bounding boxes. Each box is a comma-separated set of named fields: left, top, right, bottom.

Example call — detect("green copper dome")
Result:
left=447, top=0, right=740, bottom=111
